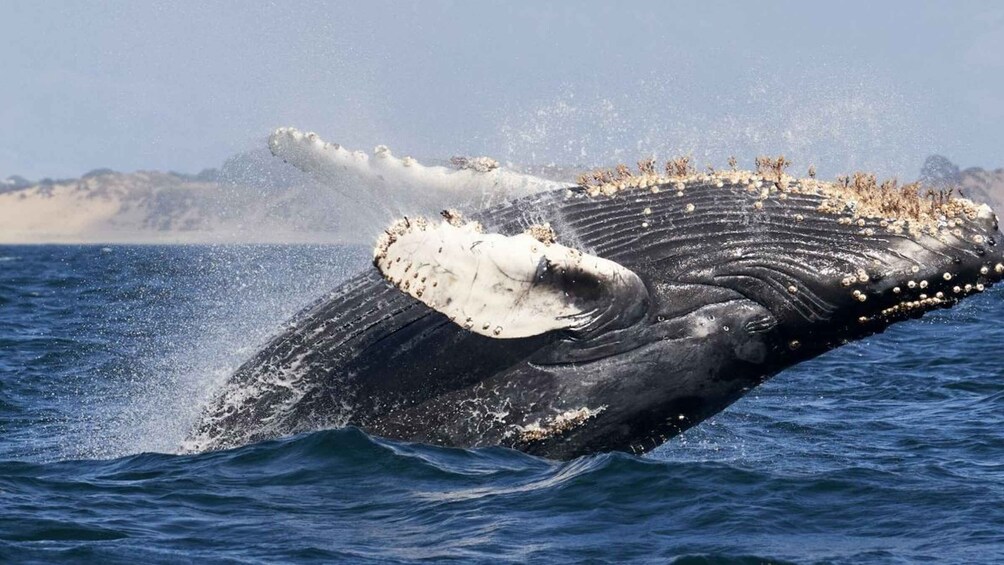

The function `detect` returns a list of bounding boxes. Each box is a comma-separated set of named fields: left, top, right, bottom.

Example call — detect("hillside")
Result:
left=0, top=152, right=364, bottom=244
left=920, top=155, right=1004, bottom=214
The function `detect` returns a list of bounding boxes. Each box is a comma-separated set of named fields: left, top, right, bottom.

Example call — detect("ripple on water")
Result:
left=0, top=245, right=1001, bottom=563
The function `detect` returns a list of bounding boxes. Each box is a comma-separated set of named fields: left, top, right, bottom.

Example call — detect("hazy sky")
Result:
left=2, top=1, right=1003, bottom=180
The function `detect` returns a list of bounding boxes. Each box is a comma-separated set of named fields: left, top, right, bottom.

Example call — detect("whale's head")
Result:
left=612, top=171, right=1003, bottom=361
left=374, top=166, right=1004, bottom=457
left=506, top=168, right=1004, bottom=456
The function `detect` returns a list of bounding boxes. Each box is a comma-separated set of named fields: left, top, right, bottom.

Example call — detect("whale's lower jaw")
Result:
left=186, top=173, right=1004, bottom=459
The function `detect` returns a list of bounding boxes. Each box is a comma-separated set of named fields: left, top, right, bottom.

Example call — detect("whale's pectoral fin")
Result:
left=267, top=128, right=566, bottom=219
left=373, top=214, right=649, bottom=339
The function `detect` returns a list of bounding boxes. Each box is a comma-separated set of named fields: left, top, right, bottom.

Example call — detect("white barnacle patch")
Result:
left=374, top=215, right=645, bottom=339
left=517, top=406, right=607, bottom=442
left=449, top=155, right=500, bottom=173
left=524, top=222, right=557, bottom=245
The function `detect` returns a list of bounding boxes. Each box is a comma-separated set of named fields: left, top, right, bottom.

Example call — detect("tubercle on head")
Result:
left=836, top=257, right=1004, bottom=334
left=788, top=266, right=1001, bottom=359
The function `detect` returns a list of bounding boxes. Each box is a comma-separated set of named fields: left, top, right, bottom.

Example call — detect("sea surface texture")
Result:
left=1, top=245, right=1002, bottom=564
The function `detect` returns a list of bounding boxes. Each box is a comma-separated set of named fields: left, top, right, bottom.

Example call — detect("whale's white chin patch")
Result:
left=374, top=214, right=645, bottom=339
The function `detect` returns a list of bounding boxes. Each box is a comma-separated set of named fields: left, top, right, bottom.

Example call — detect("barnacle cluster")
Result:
left=524, top=222, right=558, bottom=245
left=573, top=155, right=986, bottom=237
left=449, top=155, right=500, bottom=173
left=517, top=406, right=606, bottom=442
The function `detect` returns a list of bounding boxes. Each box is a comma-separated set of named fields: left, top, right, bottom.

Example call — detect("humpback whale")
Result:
left=185, top=130, right=1004, bottom=459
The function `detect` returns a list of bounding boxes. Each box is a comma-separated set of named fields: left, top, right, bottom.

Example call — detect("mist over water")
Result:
left=0, top=245, right=368, bottom=461
left=492, top=65, right=930, bottom=181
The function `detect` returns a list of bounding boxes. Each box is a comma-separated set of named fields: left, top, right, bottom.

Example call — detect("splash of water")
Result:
left=490, top=67, right=931, bottom=181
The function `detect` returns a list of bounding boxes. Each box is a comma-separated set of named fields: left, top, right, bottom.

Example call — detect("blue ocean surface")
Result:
left=1, top=245, right=1002, bottom=564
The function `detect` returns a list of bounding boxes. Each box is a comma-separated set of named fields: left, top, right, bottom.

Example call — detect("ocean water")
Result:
left=1, top=245, right=1002, bottom=564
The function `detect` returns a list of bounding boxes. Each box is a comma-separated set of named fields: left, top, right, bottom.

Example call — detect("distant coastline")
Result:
left=0, top=151, right=356, bottom=245
left=2, top=154, right=1001, bottom=245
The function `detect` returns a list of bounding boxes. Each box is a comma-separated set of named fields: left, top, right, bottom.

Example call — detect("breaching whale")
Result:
left=185, top=130, right=1004, bottom=459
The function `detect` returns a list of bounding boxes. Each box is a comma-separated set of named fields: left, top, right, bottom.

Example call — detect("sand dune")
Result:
left=0, top=170, right=353, bottom=245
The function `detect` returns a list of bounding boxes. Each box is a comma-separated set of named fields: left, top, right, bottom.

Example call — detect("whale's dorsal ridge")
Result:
left=373, top=214, right=648, bottom=339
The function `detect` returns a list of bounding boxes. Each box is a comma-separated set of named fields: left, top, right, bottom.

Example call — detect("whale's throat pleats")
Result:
left=549, top=185, right=855, bottom=326
left=373, top=216, right=649, bottom=339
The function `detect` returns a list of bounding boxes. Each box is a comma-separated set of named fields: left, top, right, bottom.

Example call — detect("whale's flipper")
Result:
left=268, top=127, right=569, bottom=221
left=373, top=214, right=648, bottom=339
